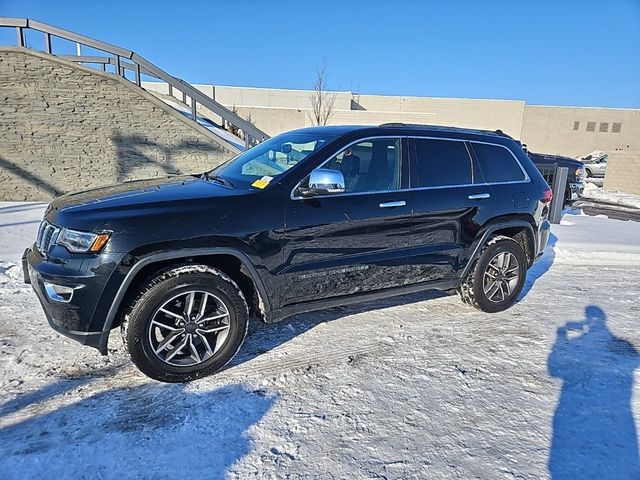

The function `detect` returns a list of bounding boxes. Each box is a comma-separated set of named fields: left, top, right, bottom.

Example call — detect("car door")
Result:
left=279, top=137, right=411, bottom=306
left=595, top=157, right=607, bottom=176
left=405, top=137, right=498, bottom=284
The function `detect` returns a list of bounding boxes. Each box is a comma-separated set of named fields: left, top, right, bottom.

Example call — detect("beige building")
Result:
left=143, top=82, right=640, bottom=195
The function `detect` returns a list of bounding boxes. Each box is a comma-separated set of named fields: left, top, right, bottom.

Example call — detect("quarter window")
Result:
left=471, top=143, right=526, bottom=183
left=413, top=139, right=472, bottom=188
left=325, top=138, right=401, bottom=193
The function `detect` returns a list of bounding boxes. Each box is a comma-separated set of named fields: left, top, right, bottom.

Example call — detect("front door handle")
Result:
left=379, top=200, right=407, bottom=208
left=468, top=193, right=491, bottom=200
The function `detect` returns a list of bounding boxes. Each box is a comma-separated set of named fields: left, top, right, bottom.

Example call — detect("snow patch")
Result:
left=0, top=262, right=22, bottom=284
left=581, top=182, right=640, bottom=209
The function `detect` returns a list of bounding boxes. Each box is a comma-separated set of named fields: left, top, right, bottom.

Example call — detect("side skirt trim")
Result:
left=265, top=278, right=459, bottom=323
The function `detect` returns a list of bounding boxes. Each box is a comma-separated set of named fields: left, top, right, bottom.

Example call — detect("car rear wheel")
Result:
left=458, top=236, right=527, bottom=313
left=122, top=265, right=248, bottom=382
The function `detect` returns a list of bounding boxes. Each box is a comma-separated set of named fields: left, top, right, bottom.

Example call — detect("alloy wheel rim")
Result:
left=148, top=290, right=231, bottom=367
left=482, top=252, right=520, bottom=303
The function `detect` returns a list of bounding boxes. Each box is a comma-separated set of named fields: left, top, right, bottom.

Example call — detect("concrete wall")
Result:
left=142, top=83, right=526, bottom=138
left=521, top=105, right=639, bottom=158
left=521, top=105, right=640, bottom=194
left=604, top=153, right=640, bottom=195
left=211, top=85, right=353, bottom=111
left=0, top=47, right=237, bottom=201
left=353, top=95, right=526, bottom=138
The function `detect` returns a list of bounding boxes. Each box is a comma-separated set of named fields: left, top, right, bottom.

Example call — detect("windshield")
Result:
left=208, top=132, right=337, bottom=189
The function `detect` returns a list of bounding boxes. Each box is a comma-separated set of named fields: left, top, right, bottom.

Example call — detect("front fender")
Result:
left=95, top=246, right=271, bottom=354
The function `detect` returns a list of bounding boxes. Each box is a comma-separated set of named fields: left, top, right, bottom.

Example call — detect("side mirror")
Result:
left=299, top=168, right=345, bottom=196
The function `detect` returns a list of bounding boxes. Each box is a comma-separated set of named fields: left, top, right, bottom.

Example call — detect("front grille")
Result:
left=35, top=220, right=60, bottom=255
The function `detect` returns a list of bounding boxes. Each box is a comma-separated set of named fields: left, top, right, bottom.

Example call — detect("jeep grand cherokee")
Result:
left=24, top=124, right=552, bottom=382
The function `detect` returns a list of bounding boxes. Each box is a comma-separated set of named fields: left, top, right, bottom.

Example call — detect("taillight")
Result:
left=542, top=188, right=553, bottom=204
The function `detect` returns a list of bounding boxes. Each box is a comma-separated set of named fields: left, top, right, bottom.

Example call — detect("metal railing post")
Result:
left=114, top=55, right=121, bottom=76
left=549, top=166, right=568, bottom=224
left=135, top=64, right=141, bottom=86
left=16, top=26, right=24, bottom=46
left=191, top=99, right=197, bottom=120
left=168, top=84, right=173, bottom=97
left=43, top=32, right=51, bottom=53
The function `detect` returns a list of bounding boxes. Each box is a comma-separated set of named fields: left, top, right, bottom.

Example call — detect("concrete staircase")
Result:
left=0, top=18, right=269, bottom=148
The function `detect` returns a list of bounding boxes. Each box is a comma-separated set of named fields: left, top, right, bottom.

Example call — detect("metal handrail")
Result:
left=0, top=17, right=269, bottom=147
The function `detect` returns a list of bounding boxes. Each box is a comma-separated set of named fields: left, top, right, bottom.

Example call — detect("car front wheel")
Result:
left=122, top=265, right=248, bottom=382
left=458, top=236, right=527, bottom=313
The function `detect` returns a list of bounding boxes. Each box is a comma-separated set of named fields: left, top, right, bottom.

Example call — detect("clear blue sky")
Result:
left=2, top=0, right=639, bottom=108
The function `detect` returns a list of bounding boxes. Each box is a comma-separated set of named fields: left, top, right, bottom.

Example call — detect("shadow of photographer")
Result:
left=548, top=305, right=640, bottom=479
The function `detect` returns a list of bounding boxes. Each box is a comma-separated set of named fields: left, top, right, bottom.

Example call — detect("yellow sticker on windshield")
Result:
left=251, top=176, right=273, bottom=189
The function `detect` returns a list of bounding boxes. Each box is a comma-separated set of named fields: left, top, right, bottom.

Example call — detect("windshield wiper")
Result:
left=202, top=172, right=234, bottom=188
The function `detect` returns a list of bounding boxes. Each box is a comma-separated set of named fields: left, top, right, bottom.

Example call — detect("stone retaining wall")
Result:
left=0, top=47, right=237, bottom=201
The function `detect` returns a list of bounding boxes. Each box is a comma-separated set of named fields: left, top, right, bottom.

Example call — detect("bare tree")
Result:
left=308, top=63, right=337, bottom=126
left=227, top=104, right=240, bottom=137
left=226, top=105, right=256, bottom=142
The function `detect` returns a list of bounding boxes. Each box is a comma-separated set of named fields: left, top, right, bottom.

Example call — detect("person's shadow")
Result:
left=548, top=306, right=640, bottom=479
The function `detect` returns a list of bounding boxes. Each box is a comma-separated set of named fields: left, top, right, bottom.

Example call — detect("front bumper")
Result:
left=24, top=246, right=125, bottom=354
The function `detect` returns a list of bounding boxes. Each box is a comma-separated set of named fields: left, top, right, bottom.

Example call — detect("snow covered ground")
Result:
left=581, top=181, right=640, bottom=209
left=1, top=202, right=640, bottom=479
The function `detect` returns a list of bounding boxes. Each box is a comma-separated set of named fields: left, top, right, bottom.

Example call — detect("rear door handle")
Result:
left=379, top=200, right=407, bottom=208
left=468, top=193, right=491, bottom=200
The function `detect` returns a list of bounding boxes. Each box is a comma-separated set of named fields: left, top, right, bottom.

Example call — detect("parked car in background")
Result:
left=24, top=124, right=552, bottom=382
left=527, top=152, right=585, bottom=206
left=578, top=151, right=608, bottom=177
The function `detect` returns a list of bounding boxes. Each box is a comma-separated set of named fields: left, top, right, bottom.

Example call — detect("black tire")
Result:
left=457, top=235, right=527, bottom=313
left=585, top=168, right=592, bottom=178
left=122, top=265, right=248, bottom=382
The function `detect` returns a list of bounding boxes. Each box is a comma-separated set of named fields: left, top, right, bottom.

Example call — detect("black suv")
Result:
left=24, top=124, right=551, bottom=382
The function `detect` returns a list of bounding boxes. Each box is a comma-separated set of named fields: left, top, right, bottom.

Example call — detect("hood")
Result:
left=46, top=175, right=249, bottom=230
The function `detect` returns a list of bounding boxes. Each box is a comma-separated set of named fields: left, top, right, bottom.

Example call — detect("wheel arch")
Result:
left=461, top=217, right=536, bottom=279
left=97, top=248, right=271, bottom=354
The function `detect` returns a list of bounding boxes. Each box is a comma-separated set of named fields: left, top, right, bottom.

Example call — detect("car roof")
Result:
left=286, top=124, right=515, bottom=142
left=529, top=152, right=582, bottom=166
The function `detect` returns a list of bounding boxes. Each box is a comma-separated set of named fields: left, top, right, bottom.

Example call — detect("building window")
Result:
left=573, top=121, right=580, bottom=131
left=586, top=122, right=596, bottom=132
left=612, top=122, right=622, bottom=133
left=599, top=122, right=609, bottom=132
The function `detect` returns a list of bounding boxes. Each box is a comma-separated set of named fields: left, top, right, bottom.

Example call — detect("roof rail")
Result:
left=379, top=122, right=407, bottom=127
left=0, top=17, right=269, bottom=148
left=494, top=129, right=512, bottom=138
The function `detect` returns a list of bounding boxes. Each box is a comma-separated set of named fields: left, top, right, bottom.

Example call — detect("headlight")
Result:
left=56, top=228, right=110, bottom=253
left=576, top=167, right=585, bottom=179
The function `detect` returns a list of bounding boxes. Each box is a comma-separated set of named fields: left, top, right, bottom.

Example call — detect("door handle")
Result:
left=379, top=200, right=407, bottom=208
left=468, top=193, right=491, bottom=200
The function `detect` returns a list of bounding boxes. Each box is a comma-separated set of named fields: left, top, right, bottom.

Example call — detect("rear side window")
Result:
left=414, top=139, right=472, bottom=188
left=471, top=143, right=526, bottom=183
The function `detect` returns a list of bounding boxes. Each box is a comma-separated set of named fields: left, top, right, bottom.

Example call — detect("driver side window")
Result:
left=326, top=138, right=401, bottom=193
